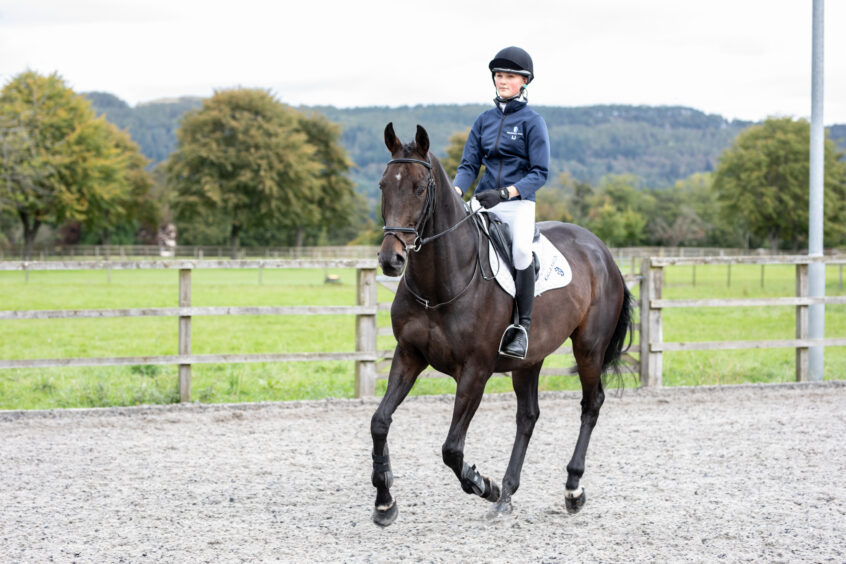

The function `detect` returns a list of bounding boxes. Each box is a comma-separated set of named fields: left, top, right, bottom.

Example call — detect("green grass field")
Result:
left=1, top=263, right=844, bottom=409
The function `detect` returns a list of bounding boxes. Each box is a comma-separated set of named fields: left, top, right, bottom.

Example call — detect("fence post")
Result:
left=355, top=267, right=378, bottom=398
left=178, top=269, right=192, bottom=402
left=795, top=263, right=809, bottom=382
left=640, top=258, right=663, bottom=387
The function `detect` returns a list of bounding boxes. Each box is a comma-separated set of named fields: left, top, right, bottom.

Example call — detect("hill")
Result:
left=85, top=93, right=846, bottom=200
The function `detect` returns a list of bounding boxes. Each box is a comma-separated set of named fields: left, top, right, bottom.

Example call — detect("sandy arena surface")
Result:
left=1, top=381, right=845, bottom=563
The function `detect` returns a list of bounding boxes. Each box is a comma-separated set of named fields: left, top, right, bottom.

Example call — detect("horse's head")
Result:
left=378, top=122, right=434, bottom=276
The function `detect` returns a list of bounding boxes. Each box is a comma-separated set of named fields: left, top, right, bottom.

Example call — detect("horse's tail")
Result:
left=602, top=280, right=634, bottom=375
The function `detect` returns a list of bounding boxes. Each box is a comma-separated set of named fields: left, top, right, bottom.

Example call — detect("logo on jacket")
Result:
left=508, top=126, right=523, bottom=140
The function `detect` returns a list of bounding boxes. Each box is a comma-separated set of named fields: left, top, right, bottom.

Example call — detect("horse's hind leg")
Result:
left=564, top=345, right=606, bottom=514
left=370, top=345, right=426, bottom=527
left=442, top=370, right=501, bottom=505
left=491, top=362, right=541, bottom=516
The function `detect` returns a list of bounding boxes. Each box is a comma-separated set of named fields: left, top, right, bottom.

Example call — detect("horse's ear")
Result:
left=384, top=122, right=402, bottom=154
left=415, top=125, right=430, bottom=157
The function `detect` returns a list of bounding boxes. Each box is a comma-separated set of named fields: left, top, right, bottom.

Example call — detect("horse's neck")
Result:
left=405, top=170, right=478, bottom=297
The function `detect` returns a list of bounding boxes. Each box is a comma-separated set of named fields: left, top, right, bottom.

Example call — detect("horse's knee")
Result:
left=517, top=408, right=539, bottom=433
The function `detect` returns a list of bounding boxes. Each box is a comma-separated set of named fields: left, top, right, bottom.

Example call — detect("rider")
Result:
left=452, top=46, right=550, bottom=359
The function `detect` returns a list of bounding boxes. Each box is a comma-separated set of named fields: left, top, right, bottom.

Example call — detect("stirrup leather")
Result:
left=498, top=324, right=528, bottom=359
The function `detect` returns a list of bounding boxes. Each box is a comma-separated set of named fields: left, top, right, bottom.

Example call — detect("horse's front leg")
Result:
left=442, top=370, right=501, bottom=504
left=370, top=345, right=426, bottom=527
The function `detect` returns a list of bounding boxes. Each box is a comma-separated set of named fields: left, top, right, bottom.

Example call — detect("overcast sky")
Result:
left=1, top=0, right=844, bottom=124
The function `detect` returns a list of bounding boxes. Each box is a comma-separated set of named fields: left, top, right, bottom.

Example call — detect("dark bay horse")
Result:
left=371, top=123, right=633, bottom=526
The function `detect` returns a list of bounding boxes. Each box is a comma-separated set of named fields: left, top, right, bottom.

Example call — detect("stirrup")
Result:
left=498, top=324, right=528, bottom=360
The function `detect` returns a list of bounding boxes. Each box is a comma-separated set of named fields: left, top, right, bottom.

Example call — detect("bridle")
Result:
left=381, top=158, right=436, bottom=253
left=381, top=157, right=480, bottom=253
left=380, top=156, right=494, bottom=310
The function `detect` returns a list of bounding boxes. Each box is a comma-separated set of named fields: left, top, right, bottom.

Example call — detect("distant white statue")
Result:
left=157, top=223, right=177, bottom=257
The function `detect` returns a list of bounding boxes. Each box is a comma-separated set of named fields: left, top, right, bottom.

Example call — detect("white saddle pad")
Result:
left=469, top=198, right=573, bottom=297
left=488, top=234, right=573, bottom=298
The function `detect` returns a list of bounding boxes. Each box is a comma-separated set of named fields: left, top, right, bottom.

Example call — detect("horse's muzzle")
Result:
left=378, top=239, right=406, bottom=277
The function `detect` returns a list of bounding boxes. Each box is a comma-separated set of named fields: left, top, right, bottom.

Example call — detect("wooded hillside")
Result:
left=86, top=92, right=845, bottom=201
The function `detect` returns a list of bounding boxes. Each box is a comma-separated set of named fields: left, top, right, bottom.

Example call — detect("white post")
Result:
left=640, top=258, right=663, bottom=387
left=355, top=267, right=378, bottom=397
left=808, top=0, right=825, bottom=381
left=796, top=264, right=810, bottom=382
left=178, top=269, right=192, bottom=402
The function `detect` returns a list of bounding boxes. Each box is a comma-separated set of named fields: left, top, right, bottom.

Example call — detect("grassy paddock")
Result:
left=1, top=263, right=843, bottom=409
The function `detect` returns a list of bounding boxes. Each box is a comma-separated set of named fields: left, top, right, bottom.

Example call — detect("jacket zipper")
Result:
left=493, top=109, right=507, bottom=190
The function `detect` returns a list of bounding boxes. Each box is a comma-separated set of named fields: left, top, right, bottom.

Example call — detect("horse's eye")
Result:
left=414, top=185, right=426, bottom=197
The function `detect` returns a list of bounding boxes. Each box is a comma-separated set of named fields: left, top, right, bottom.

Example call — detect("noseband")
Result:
left=382, top=158, right=436, bottom=252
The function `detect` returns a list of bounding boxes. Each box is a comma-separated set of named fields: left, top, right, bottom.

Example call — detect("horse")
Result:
left=370, top=123, right=633, bottom=527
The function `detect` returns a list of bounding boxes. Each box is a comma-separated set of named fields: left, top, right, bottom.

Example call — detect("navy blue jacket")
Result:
left=453, top=98, right=550, bottom=202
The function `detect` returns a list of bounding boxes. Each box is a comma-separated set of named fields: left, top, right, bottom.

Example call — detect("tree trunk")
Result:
left=230, top=223, right=241, bottom=260
left=19, top=210, right=41, bottom=261
left=295, top=226, right=305, bottom=250
left=768, top=231, right=779, bottom=252
left=102, top=230, right=112, bottom=259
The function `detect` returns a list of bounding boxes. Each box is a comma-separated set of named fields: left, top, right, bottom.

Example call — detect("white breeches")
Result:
left=490, top=200, right=536, bottom=271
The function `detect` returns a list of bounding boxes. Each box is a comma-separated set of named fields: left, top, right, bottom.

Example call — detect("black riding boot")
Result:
left=501, top=266, right=535, bottom=359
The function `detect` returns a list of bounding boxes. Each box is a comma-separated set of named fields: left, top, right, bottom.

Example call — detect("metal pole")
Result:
left=809, top=0, right=825, bottom=381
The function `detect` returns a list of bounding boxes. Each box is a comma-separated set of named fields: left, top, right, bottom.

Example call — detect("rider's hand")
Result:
left=476, top=188, right=510, bottom=209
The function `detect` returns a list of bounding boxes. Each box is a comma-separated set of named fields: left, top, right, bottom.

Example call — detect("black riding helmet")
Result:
left=488, top=46, right=534, bottom=84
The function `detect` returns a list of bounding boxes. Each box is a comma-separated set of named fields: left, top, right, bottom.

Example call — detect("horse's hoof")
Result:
left=484, top=478, right=501, bottom=503
left=487, top=499, right=513, bottom=519
left=373, top=500, right=398, bottom=527
left=565, top=486, right=586, bottom=514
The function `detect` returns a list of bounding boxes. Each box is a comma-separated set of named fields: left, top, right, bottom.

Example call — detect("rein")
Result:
left=381, top=157, right=489, bottom=310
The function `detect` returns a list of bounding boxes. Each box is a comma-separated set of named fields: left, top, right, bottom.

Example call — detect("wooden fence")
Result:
left=639, top=255, right=846, bottom=386
left=0, top=260, right=380, bottom=401
left=2, top=256, right=844, bottom=401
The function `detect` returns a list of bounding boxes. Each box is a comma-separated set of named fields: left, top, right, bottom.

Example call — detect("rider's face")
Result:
left=494, top=72, right=527, bottom=99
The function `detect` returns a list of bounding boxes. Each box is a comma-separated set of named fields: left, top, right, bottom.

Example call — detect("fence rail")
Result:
left=639, top=255, right=846, bottom=386
left=6, top=244, right=837, bottom=262
left=0, top=259, right=379, bottom=401
left=2, top=255, right=845, bottom=400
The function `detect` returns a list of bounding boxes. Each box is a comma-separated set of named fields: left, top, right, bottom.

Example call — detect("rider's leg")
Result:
left=496, top=200, right=536, bottom=358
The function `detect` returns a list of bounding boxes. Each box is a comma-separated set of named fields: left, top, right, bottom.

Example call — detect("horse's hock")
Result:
left=1, top=382, right=844, bottom=562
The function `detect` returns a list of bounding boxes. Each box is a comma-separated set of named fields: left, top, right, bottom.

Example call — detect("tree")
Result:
left=0, top=71, right=135, bottom=259
left=98, top=124, right=161, bottom=245
left=295, top=111, right=362, bottom=246
left=166, top=88, right=321, bottom=257
left=583, top=175, right=649, bottom=246
left=441, top=129, right=482, bottom=197
left=712, top=117, right=846, bottom=250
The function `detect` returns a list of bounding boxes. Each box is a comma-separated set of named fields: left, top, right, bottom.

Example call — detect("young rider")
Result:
left=452, top=46, right=551, bottom=359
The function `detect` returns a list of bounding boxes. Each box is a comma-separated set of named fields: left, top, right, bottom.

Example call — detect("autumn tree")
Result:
left=295, top=111, right=362, bottom=246
left=713, top=117, right=846, bottom=250
left=166, top=88, right=324, bottom=257
left=0, top=71, right=144, bottom=258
